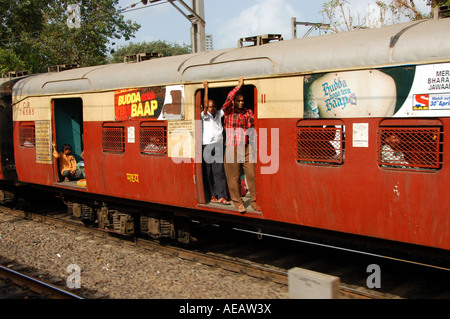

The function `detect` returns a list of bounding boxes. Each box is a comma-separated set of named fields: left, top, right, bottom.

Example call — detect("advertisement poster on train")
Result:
left=401, top=63, right=450, bottom=116
left=114, top=85, right=184, bottom=121
left=158, top=85, right=185, bottom=121
left=304, top=62, right=450, bottom=119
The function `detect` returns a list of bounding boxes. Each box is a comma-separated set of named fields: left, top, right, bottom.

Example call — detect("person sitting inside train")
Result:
left=381, top=134, right=409, bottom=166
left=52, top=142, right=83, bottom=182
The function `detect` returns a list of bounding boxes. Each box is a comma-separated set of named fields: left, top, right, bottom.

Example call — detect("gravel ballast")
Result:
left=0, top=210, right=288, bottom=299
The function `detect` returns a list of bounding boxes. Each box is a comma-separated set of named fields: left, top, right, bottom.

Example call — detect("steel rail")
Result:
left=0, top=265, right=83, bottom=299
left=232, top=227, right=450, bottom=272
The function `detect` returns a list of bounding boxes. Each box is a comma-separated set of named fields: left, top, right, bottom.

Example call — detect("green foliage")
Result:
left=110, top=40, right=191, bottom=64
left=432, top=0, right=450, bottom=18
left=0, top=48, right=26, bottom=74
left=431, top=0, right=450, bottom=6
left=0, top=0, right=140, bottom=74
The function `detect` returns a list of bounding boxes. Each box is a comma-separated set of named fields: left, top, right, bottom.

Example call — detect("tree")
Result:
left=110, top=41, right=191, bottom=64
left=0, top=48, right=26, bottom=74
left=320, top=0, right=363, bottom=33
left=320, top=0, right=443, bottom=33
left=0, top=0, right=140, bottom=74
left=430, top=0, right=450, bottom=6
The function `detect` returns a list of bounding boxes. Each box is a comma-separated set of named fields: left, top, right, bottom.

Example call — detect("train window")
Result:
left=102, top=126, right=125, bottom=153
left=378, top=126, right=443, bottom=170
left=19, top=121, right=35, bottom=147
left=297, top=120, right=345, bottom=165
left=140, top=122, right=167, bottom=156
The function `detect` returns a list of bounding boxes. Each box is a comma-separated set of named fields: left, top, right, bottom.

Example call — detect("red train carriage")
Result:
left=9, top=18, right=450, bottom=249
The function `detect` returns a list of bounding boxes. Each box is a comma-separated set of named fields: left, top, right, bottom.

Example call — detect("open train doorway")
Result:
left=195, top=83, right=258, bottom=213
left=52, top=98, right=85, bottom=185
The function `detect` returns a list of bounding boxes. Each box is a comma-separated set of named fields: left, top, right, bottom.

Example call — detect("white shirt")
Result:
left=381, top=144, right=408, bottom=165
left=201, top=109, right=224, bottom=145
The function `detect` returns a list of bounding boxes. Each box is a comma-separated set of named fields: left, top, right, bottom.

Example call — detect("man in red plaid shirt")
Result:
left=222, top=77, right=257, bottom=213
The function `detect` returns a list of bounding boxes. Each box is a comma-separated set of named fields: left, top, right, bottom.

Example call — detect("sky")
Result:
left=115, top=0, right=431, bottom=51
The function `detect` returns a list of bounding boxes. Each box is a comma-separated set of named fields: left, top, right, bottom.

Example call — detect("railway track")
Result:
left=2, top=204, right=450, bottom=299
left=194, top=226, right=450, bottom=299
left=138, top=235, right=387, bottom=299
left=0, top=262, right=82, bottom=299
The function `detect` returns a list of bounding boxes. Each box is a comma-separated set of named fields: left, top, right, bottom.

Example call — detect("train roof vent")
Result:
left=123, top=52, right=162, bottom=63
left=1, top=70, right=30, bottom=79
left=238, top=34, right=283, bottom=48
left=48, top=64, right=80, bottom=73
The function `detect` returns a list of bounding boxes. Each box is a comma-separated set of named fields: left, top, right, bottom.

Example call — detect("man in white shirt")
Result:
left=202, top=81, right=229, bottom=205
left=381, top=134, right=409, bottom=166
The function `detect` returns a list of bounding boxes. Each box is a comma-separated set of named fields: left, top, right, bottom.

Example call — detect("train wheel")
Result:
left=97, top=206, right=134, bottom=236
left=140, top=214, right=196, bottom=244
left=140, top=214, right=175, bottom=240
left=176, top=217, right=197, bottom=244
left=81, top=204, right=96, bottom=226
left=0, top=190, right=14, bottom=205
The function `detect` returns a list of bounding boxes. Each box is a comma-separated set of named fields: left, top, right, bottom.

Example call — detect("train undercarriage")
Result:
left=68, top=200, right=197, bottom=244
left=0, top=184, right=198, bottom=244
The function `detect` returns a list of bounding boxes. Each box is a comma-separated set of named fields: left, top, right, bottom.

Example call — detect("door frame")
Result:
left=51, top=98, right=84, bottom=182
left=194, top=83, right=259, bottom=207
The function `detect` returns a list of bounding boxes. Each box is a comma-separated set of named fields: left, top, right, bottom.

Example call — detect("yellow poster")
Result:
left=35, top=120, right=52, bottom=164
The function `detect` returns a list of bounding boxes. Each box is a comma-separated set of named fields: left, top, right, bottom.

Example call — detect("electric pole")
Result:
left=190, top=0, right=206, bottom=53
left=142, top=0, right=206, bottom=53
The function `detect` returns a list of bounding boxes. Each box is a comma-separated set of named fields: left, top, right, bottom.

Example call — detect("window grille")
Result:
left=102, top=127, right=125, bottom=153
left=140, top=126, right=167, bottom=156
left=297, top=125, right=344, bottom=164
left=19, top=122, right=35, bottom=147
left=378, top=127, right=442, bottom=170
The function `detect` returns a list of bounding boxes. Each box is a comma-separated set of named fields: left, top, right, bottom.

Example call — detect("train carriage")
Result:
left=8, top=18, right=450, bottom=249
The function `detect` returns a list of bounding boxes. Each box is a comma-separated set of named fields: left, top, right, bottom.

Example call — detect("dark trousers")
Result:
left=61, top=169, right=83, bottom=181
left=203, top=143, right=227, bottom=199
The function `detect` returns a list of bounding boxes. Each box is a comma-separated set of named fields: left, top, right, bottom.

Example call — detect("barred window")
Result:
left=297, top=122, right=344, bottom=165
left=19, top=122, right=35, bottom=147
left=378, top=127, right=442, bottom=170
left=102, top=126, right=125, bottom=153
left=140, top=123, right=167, bottom=156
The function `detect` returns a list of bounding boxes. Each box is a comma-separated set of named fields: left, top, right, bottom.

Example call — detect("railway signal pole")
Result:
left=143, top=0, right=206, bottom=53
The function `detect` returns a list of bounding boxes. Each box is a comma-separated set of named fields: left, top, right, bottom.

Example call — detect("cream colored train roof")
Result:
left=12, top=18, right=450, bottom=98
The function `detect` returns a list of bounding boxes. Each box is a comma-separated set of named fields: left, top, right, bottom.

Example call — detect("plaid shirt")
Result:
left=222, top=86, right=255, bottom=146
